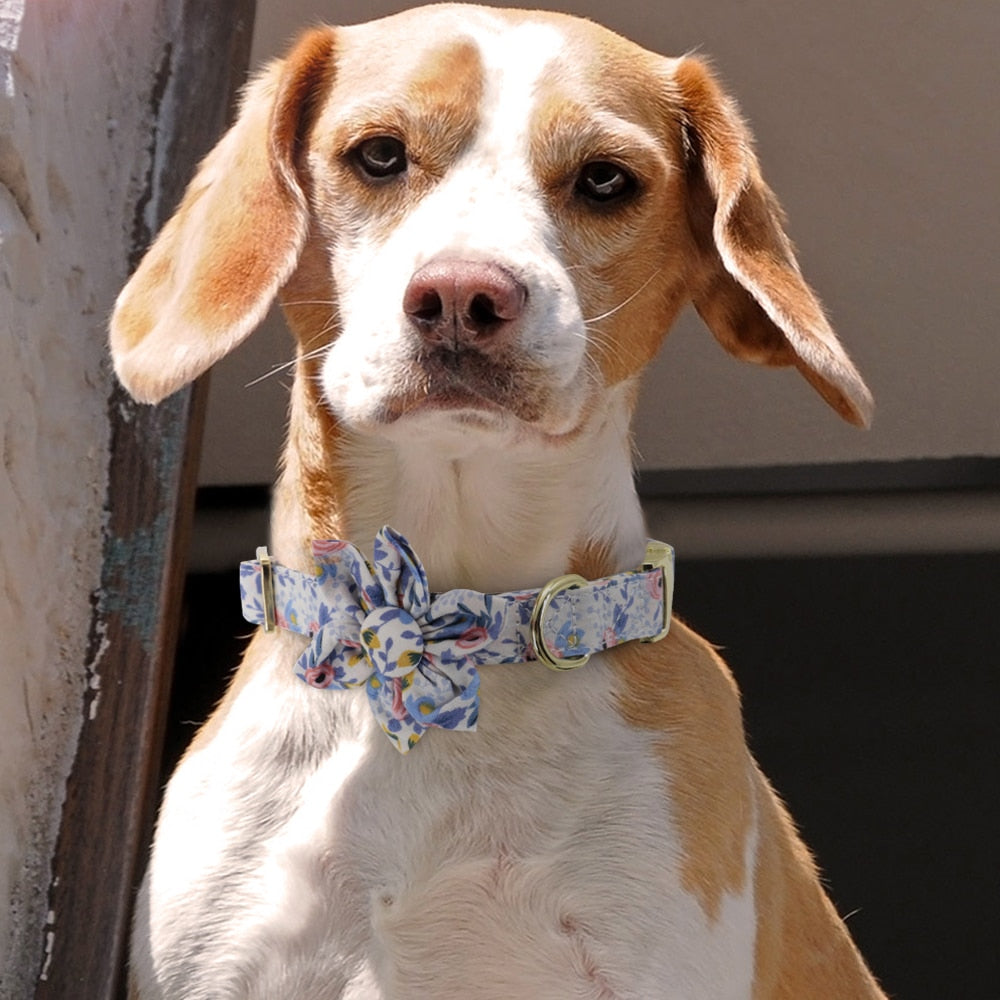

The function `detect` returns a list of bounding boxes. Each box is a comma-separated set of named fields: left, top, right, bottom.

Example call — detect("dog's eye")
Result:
left=352, top=136, right=408, bottom=180
left=575, top=161, right=636, bottom=204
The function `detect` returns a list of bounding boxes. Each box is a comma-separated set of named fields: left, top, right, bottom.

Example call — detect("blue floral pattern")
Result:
left=240, top=528, right=671, bottom=753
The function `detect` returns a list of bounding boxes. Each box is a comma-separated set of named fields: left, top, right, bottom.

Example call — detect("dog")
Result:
left=111, top=5, right=885, bottom=997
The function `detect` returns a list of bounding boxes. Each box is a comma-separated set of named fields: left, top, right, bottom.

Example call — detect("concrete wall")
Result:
left=0, top=0, right=166, bottom=991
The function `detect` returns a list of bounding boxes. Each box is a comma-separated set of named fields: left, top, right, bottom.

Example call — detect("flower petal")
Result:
left=402, top=663, right=480, bottom=730
left=296, top=627, right=372, bottom=688
left=374, top=527, right=430, bottom=617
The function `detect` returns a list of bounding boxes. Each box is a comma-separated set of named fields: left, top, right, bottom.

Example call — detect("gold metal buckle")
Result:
left=640, top=540, right=674, bottom=643
left=530, top=574, right=591, bottom=671
left=257, top=545, right=277, bottom=633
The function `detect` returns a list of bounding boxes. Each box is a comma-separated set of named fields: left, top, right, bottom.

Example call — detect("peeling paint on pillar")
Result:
left=100, top=392, right=191, bottom=655
left=102, top=519, right=172, bottom=653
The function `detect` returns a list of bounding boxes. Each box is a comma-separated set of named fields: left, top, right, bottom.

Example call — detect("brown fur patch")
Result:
left=613, top=618, right=883, bottom=993
left=308, top=37, right=483, bottom=237
left=751, top=769, right=886, bottom=997
left=109, top=28, right=337, bottom=402
left=180, top=26, right=338, bottom=335
left=613, top=622, right=752, bottom=922
left=409, top=38, right=484, bottom=166
left=112, top=253, right=172, bottom=351
left=275, top=241, right=352, bottom=553
left=271, top=27, right=338, bottom=185
left=527, top=59, right=698, bottom=390
left=675, top=56, right=872, bottom=427
left=568, top=539, right=617, bottom=581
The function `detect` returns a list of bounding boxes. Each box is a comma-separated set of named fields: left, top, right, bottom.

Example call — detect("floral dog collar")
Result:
left=240, top=527, right=673, bottom=753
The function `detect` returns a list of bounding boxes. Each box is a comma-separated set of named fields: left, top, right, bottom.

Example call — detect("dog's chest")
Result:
left=146, top=646, right=757, bottom=998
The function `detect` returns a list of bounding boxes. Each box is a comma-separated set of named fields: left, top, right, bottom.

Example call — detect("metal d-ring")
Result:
left=257, top=545, right=277, bottom=633
left=640, top=540, right=675, bottom=643
left=530, top=573, right=591, bottom=671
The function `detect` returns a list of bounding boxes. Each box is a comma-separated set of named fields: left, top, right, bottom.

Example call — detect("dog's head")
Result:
left=111, top=4, right=872, bottom=448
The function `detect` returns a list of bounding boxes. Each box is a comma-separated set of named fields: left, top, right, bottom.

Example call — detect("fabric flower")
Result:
left=294, top=527, right=496, bottom=752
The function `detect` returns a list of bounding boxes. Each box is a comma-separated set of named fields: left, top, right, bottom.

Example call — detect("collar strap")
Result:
left=239, top=527, right=673, bottom=752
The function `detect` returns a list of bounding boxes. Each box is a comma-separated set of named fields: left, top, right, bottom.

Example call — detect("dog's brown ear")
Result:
left=110, top=28, right=335, bottom=403
left=675, top=57, right=873, bottom=427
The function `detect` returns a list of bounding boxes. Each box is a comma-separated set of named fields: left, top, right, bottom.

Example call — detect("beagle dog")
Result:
left=111, top=5, right=885, bottom=998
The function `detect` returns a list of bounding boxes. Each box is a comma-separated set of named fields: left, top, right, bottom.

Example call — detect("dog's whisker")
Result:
left=242, top=309, right=342, bottom=388
left=299, top=343, right=334, bottom=365
left=291, top=315, right=340, bottom=351
left=277, top=297, right=338, bottom=308
left=244, top=358, right=299, bottom=388
left=581, top=323, right=620, bottom=356
left=581, top=329, right=615, bottom=362
left=583, top=270, right=660, bottom=325
left=244, top=343, right=330, bottom=388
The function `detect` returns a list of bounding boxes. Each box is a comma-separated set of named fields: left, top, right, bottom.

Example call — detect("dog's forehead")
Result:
left=330, top=5, right=673, bottom=134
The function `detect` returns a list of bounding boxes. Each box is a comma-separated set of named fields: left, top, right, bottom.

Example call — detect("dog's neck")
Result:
left=271, top=363, right=648, bottom=594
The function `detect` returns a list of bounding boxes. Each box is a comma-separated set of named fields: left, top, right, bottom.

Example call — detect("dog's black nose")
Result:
left=403, top=259, right=527, bottom=348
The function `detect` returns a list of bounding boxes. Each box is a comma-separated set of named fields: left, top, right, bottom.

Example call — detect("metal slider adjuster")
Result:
left=530, top=574, right=591, bottom=671
left=257, top=545, right=277, bottom=633
left=640, top=540, right=675, bottom=643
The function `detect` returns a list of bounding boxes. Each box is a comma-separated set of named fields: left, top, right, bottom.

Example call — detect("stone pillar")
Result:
left=0, top=1, right=253, bottom=995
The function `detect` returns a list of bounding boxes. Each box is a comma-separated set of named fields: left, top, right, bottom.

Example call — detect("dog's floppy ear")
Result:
left=675, top=57, right=873, bottom=427
left=110, top=28, right=335, bottom=403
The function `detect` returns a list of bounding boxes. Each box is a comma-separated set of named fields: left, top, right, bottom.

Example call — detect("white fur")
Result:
left=331, top=382, right=645, bottom=593
left=138, top=633, right=757, bottom=999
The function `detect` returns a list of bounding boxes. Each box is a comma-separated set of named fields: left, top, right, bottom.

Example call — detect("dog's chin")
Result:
left=328, top=359, right=591, bottom=447
left=369, top=386, right=549, bottom=443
